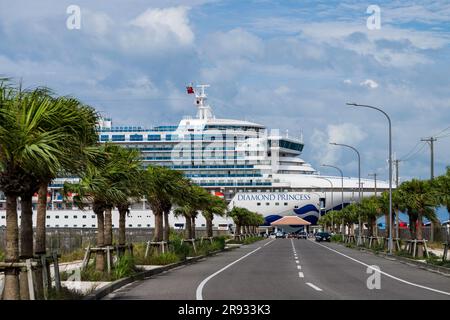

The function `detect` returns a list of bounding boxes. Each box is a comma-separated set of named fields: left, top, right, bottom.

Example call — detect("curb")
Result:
left=335, top=242, right=450, bottom=277
left=83, top=248, right=232, bottom=300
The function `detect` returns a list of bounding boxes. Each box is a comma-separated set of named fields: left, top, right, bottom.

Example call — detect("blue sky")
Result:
left=1, top=0, right=449, bottom=183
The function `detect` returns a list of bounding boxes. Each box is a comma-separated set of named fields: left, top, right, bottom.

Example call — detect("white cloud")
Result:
left=120, top=6, right=194, bottom=52
left=201, top=28, right=264, bottom=60
left=343, top=79, right=352, bottom=85
left=360, top=79, right=379, bottom=89
left=311, top=123, right=368, bottom=166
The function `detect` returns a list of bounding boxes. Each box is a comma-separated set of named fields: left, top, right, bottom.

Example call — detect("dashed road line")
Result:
left=298, top=272, right=304, bottom=278
left=306, top=283, right=323, bottom=291
left=312, top=241, right=450, bottom=297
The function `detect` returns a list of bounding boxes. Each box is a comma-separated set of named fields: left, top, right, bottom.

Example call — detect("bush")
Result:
left=331, top=234, right=343, bottom=243
left=169, top=233, right=191, bottom=259
left=0, top=249, right=4, bottom=262
left=113, top=254, right=136, bottom=279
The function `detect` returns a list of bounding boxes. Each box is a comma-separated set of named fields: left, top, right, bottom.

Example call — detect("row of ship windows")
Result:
left=256, top=203, right=300, bottom=207
left=100, top=134, right=257, bottom=142
left=43, top=224, right=151, bottom=228
left=0, top=215, right=152, bottom=219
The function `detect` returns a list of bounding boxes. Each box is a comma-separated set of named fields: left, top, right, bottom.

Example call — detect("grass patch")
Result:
left=145, top=252, right=180, bottom=265
left=331, top=234, right=344, bottom=243
left=47, top=286, right=86, bottom=300
left=61, top=253, right=137, bottom=282
left=227, top=236, right=263, bottom=245
left=59, top=248, right=86, bottom=263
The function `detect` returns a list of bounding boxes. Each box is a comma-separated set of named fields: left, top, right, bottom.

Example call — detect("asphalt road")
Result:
left=104, top=238, right=450, bottom=300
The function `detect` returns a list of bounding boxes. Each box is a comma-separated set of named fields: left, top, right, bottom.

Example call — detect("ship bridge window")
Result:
left=112, top=135, right=125, bottom=142
left=148, top=134, right=161, bottom=141
left=279, top=140, right=304, bottom=152
left=130, top=134, right=143, bottom=141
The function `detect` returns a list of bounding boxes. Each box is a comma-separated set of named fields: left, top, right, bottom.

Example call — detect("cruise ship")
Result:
left=0, top=85, right=389, bottom=230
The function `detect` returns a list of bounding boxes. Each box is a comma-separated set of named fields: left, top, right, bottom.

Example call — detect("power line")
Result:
left=433, top=125, right=450, bottom=138
left=401, top=142, right=427, bottom=161
left=400, top=141, right=426, bottom=161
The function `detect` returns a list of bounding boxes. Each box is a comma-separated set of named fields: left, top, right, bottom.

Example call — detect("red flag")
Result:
left=186, top=86, right=194, bottom=94
left=215, top=191, right=224, bottom=198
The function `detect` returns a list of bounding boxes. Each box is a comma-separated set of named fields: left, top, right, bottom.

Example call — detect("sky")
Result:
left=0, top=0, right=449, bottom=184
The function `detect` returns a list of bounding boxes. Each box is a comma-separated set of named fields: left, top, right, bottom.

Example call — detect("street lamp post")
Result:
left=321, top=164, right=344, bottom=239
left=315, top=177, right=334, bottom=232
left=347, top=102, right=393, bottom=254
left=330, top=142, right=362, bottom=245
left=310, top=190, right=324, bottom=231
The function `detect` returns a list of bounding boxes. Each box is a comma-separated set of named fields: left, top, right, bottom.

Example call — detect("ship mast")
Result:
left=195, top=84, right=213, bottom=120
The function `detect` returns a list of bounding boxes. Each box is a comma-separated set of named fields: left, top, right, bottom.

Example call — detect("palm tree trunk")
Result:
left=384, top=213, right=389, bottom=238
left=153, top=211, right=163, bottom=242
left=235, top=224, right=241, bottom=236
left=206, top=217, right=213, bottom=238
left=34, top=183, right=47, bottom=299
left=35, top=183, right=48, bottom=254
left=184, top=215, right=192, bottom=239
left=191, top=216, right=196, bottom=239
left=417, top=211, right=424, bottom=258
left=163, top=210, right=170, bottom=242
left=3, top=195, right=20, bottom=300
left=118, top=206, right=127, bottom=246
left=20, top=194, right=34, bottom=259
left=96, top=212, right=105, bottom=272
left=104, top=207, right=112, bottom=246
left=19, top=193, right=33, bottom=300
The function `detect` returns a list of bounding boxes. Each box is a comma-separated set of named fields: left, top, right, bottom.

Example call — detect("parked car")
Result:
left=275, top=231, right=285, bottom=238
left=315, top=232, right=331, bottom=242
left=297, top=231, right=307, bottom=239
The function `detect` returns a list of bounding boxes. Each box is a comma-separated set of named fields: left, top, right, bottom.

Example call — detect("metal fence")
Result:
left=0, top=228, right=230, bottom=254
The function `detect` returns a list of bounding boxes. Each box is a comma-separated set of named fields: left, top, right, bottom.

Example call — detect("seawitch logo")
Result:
left=236, top=193, right=311, bottom=201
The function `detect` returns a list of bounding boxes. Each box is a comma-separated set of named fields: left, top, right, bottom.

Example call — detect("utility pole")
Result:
left=421, top=137, right=437, bottom=180
left=421, top=137, right=437, bottom=242
left=368, top=173, right=378, bottom=196
left=393, top=159, right=401, bottom=239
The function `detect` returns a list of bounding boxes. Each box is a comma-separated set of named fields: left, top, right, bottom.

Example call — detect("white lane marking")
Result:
left=196, top=246, right=262, bottom=300
left=298, top=272, right=304, bottom=278
left=295, top=260, right=299, bottom=264
left=313, top=241, right=450, bottom=296
left=297, top=265, right=302, bottom=270
left=306, top=283, right=322, bottom=291
left=264, top=239, right=276, bottom=247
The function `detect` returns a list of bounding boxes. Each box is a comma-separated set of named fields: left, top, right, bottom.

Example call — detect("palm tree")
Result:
left=174, top=205, right=195, bottom=239
left=431, top=167, right=450, bottom=242
left=202, top=194, right=227, bottom=238
left=360, top=196, right=381, bottom=237
left=143, top=166, right=189, bottom=242
left=34, top=96, right=99, bottom=256
left=400, top=179, right=438, bottom=257
left=64, top=145, right=127, bottom=271
left=0, top=84, right=79, bottom=299
left=188, top=185, right=211, bottom=239
left=228, top=207, right=253, bottom=238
